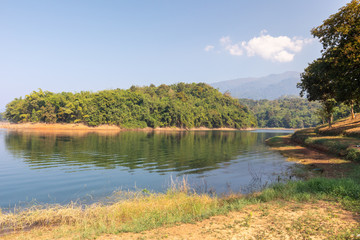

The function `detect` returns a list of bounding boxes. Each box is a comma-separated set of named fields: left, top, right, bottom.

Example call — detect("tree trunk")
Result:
left=350, top=102, right=355, bottom=120
left=328, top=115, right=333, bottom=128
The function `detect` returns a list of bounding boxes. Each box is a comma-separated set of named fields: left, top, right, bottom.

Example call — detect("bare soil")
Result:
left=96, top=201, right=358, bottom=240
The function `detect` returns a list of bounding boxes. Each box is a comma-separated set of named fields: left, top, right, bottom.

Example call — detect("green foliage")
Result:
left=4, top=83, right=257, bottom=129
left=346, top=148, right=360, bottom=162
left=311, top=0, right=360, bottom=105
left=317, top=101, right=354, bottom=125
left=239, top=97, right=321, bottom=128
left=298, top=58, right=335, bottom=102
left=0, top=112, right=5, bottom=121
left=297, top=58, right=338, bottom=127
left=299, top=1, right=360, bottom=125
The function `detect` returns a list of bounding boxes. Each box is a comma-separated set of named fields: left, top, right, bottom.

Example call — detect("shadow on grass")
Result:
left=317, top=116, right=360, bottom=137
left=267, top=135, right=356, bottom=178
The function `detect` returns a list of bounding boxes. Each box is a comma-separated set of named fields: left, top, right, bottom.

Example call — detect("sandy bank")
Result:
left=0, top=122, right=122, bottom=132
left=0, top=122, right=247, bottom=132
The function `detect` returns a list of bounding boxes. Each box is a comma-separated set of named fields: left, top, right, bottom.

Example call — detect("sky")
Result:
left=0, top=0, right=350, bottom=111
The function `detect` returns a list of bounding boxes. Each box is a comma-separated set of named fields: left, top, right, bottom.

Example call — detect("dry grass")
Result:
left=99, top=201, right=359, bottom=240
left=1, top=189, right=218, bottom=239
left=3, top=190, right=359, bottom=240
left=318, top=115, right=360, bottom=137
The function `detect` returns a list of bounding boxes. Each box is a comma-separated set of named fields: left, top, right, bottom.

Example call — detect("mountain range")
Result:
left=210, top=71, right=301, bottom=100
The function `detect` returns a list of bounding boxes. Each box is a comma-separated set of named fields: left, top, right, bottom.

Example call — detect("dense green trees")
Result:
left=239, top=97, right=321, bottom=128
left=5, top=83, right=257, bottom=129
left=298, top=0, right=360, bottom=126
left=239, top=97, right=354, bottom=128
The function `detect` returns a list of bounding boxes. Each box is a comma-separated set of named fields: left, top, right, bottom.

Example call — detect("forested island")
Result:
left=4, top=83, right=257, bottom=129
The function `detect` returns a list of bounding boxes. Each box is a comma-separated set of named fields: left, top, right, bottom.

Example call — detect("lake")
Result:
left=0, top=129, right=294, bottom=209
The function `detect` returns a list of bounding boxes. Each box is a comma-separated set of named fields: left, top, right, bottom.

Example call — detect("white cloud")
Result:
left=220, top=36, right=243, bottom=56
left=216, top=31, right=313, bottom=62
left=204, top=45, right=215, bottom=52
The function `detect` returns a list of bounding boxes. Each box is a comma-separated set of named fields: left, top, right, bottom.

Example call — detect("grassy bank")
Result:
left=292, top=128, right=360, bottom=162
left=0, top=183, right=252, bottom=239
left=2, top=170, right=360, bottom=239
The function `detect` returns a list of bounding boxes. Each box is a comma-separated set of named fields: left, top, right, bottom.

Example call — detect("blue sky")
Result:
left=0, top=0, right=349, bottom=111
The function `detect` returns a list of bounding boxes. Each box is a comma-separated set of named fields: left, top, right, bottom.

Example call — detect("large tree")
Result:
left=311, top=0, right=360, bottom=119
left=298, top=58, right=337, bottom=127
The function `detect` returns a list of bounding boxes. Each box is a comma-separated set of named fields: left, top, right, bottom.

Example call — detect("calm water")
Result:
left=0, top=129, right=294, bottom=208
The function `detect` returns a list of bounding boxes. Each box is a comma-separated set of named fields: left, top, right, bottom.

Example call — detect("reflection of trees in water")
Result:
left=5, top=131, right=267, bottom=174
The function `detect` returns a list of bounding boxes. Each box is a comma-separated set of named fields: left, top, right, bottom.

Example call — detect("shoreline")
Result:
left=1, top=134, right=358, bottom=239
left=1, top=129, right=359, bottom=239
left=0, top=122, right=298, bottom=132
left=266, top=134, right=355, bottom=178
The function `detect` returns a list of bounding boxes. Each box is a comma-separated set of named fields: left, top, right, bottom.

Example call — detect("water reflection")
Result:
left=1, top=130, right=293, bottom=208
left=5, top=130, right=261, bottom=174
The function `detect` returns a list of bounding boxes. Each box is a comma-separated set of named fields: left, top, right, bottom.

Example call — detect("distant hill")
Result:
left=211, top=71, right=301, bottom=100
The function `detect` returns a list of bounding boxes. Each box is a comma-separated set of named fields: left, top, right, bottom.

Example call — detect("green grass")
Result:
left=292, top=128, right=360, bottom=162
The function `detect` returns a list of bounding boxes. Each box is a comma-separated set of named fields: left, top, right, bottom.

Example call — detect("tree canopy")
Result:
left=240, top=97, right=354, bottom=128
left=239, top=97, right=322, bottom=128
left=0, top=112, right=5, bottom=121
left=5, top=83, right=257, bottom=129
left=298, top=0, right=360, bottom=125
left=312, top=0, right=360, bottom=109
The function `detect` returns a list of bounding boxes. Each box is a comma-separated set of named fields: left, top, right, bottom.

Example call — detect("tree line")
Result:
left=4, top=83, right=257, bottom=129
left=239, top=97, right=321, bottom=128
left=298, top=0, right=360, bottom=127
left=239, top=97, right=354, bottom=129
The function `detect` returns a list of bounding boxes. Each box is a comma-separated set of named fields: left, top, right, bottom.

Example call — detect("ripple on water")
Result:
left=0, top=130, right=294, bottom=208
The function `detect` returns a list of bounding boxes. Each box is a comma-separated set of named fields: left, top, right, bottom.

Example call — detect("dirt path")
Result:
left=96, top=201, right=358, bottom=240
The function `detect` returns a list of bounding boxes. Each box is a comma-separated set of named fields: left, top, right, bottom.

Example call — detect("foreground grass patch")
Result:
left=1, top=190, right=222, bottom=239
left=2, top=175, right=360, bottom=239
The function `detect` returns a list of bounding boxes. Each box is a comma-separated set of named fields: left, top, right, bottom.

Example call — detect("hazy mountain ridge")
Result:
left=211, top=71, right=301, bottom=100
